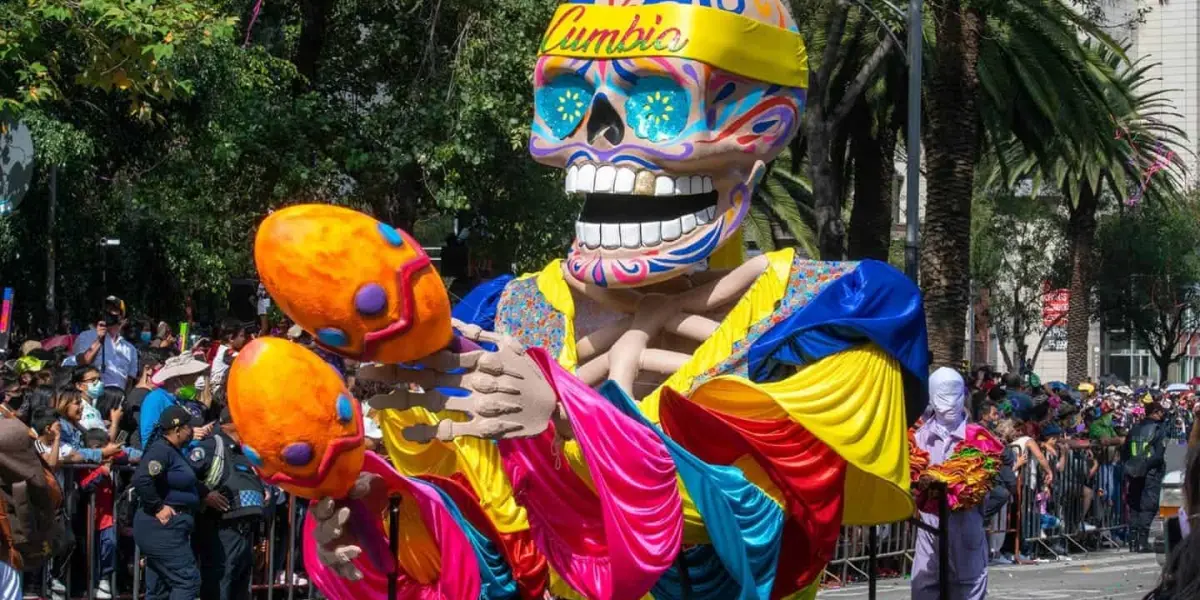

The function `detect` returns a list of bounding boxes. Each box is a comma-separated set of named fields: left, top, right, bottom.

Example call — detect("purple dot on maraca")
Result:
left=354, top=283, right=388, bottom=316
left=281, top=442, right=314, bottom=466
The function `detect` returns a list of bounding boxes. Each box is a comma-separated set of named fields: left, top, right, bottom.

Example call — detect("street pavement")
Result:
left=817, top=551, right=1161, bottom=599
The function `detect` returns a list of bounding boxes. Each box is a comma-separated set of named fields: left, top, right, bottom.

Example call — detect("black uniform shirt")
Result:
left=132, top=438, right=205, bottom=515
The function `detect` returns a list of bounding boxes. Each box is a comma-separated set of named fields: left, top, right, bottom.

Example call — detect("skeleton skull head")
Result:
left=530, top=0, right=806, bottom=288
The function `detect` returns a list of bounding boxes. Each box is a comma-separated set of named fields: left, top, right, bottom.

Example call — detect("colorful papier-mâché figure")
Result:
left=234, top=1, right=932, bottom=599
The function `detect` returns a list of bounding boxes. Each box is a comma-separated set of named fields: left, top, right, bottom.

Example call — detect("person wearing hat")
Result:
left=138, top=355, right=211, bottom=448
left=131, top=405, right=207, bottom=600
left=1125, top=401, right=1168, bottom=552
left=68, top=296, right=139, bottom=391
left=187, top=407, right=265, bottom=600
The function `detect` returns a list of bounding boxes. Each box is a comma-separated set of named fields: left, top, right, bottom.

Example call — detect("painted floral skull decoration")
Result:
left=530, top=0, right=808, bottom=287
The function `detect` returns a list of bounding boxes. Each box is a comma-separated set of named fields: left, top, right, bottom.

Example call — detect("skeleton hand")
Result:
left=312, top=473, right=388, bottom=580
left=358, top=320, right=560, bottom=442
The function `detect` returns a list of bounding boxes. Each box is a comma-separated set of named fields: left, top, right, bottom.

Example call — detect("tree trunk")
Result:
left=294, top=0, right=334, bottom=91
left=1065, top=183, right=1098, bottom=385
left=997, top=335, right=1014, bottom=372
left=920, top=0, right=983, bottom=367
left=809, top=119, right=846, bottom=260
left=1155, top=355, right=1172, bottom=385
left=848, top=103, right=897, bottom=261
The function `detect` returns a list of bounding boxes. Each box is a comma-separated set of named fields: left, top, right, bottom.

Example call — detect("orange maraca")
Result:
left=226, top=337, right=365, bottom=499
left=255, top=204, right=453, bottom=363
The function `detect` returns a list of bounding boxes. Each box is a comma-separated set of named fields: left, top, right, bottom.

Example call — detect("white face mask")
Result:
left=929, top=367, right=966, bottom=429
left=933, top=403, right=961, bottom=425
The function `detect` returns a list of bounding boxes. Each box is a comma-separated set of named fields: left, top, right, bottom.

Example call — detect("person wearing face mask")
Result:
left=71, top=366, right=110, bottom=432
left=911, top=367, right=990, bottom=600
left=139, top=355, right=213, bottom=449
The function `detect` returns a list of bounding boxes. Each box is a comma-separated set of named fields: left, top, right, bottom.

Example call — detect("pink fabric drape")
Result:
left=498, top=348, right=682, bottom=600
left=301, top=453, right=482, bottom=600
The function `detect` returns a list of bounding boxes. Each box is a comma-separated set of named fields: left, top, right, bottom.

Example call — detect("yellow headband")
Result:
left=538, top=3, right=808, bottom=89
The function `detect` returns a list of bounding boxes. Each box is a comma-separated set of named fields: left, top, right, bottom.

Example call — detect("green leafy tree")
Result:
left=1095, top=200, right=1200, bottom=383
left=921, top=0, right=1142, bottom=366
left=746, top=147, right=818, bottom=257
left=1, top=0, right=580, bottom=334
left=0, top=0, right=237, bottom=116
left=985, top=45, right=1187, bottom=383
left=970, top=191, right=1066, bottom=373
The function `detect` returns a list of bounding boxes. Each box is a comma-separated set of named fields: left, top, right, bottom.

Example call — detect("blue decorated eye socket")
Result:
left=536, top=74, right=594, bottom=139
left=625, top=77, right=689, bottom=143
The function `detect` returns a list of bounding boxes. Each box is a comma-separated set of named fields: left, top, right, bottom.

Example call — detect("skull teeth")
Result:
left=576, top=206, right=717, bottom=250
left=565, top=164, right=713, bottom=197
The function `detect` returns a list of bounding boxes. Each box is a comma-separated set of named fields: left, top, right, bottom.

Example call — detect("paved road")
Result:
left=818, top=551, right=1161, bottom=599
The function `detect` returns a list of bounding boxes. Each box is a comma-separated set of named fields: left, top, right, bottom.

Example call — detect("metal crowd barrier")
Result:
left=821, top=482, right=951, bottom=599
left=23, top=464, right=321, bottom=600
left=822, top=444, right=1133, bottom=590
left=31, top=446, right=1132, bottom=598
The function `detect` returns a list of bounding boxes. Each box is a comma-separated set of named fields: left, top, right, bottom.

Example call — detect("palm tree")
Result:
left=920, top=0, right=1136, bottom=365
left=747, top=147, right=819, bottom=258
left=802, top=1, right=901, bottom=260
left=984, top=44, right=1187, bottom=384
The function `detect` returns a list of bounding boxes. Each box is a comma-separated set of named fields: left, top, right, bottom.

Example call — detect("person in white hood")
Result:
left=911, top=367, right=988, bottom=599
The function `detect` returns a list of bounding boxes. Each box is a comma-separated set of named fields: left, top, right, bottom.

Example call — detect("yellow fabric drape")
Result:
left=535, top=260, right=578, bottom=369
left=706, top=226, right=746, bottom=271
left=780, top=580, right=819, bottom=600
left=685, top=344, right=914, bottom=524
left=390, top=489, right=441, bottom=584
left=377, top=407, right=531, bottom=533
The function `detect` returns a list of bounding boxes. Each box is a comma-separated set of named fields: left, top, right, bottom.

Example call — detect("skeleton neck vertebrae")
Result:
left=563, top=253, right=769, bottom=396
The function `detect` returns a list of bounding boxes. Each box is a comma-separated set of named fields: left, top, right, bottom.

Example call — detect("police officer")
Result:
left=1124, top=401, right=1168, bottom=553
left=132, top=405, right=210, bottom=599
left=189, top=407, right=265, bottom=600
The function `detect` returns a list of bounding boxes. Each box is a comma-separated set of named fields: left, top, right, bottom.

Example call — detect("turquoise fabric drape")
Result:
left=598, top=381, right=784, bottom=600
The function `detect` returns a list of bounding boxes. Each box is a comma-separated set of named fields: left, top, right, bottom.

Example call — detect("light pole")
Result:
left=99, top=237, right=120, bottom=288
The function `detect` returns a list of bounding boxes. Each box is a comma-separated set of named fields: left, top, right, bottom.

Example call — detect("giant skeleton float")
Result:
left=225, top=0, right=938, bottom=598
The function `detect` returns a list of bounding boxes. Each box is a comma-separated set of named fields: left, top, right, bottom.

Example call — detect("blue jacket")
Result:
left=138, top=389, right=177, bottom=449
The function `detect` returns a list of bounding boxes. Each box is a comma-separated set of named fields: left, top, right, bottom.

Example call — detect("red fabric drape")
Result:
left=658, top=387, right=847, bottom=598
left=432, top=472, right=549, bottom=600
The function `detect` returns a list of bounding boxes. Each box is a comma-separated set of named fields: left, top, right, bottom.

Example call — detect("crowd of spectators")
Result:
left=962, top=367, right=1195, bottom=563
left=0, top=296, right=387, bottom=600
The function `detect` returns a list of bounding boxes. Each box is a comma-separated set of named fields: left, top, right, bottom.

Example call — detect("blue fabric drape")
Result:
left=748, top=259, right=930, bottom=418
left=451, top=276, right=514, bottom=332
left=599, top=381, right=783, bottom=600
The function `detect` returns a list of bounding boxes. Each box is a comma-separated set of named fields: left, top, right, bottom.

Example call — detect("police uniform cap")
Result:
left=158, top=405, right=193, bottom=430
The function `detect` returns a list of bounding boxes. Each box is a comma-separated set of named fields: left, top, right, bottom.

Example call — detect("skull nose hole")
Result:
left=586, top=94, right=625, bottom=146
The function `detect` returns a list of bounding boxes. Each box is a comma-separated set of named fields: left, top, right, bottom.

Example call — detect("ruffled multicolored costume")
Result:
left=911, top=425, right=1003, bottom=513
